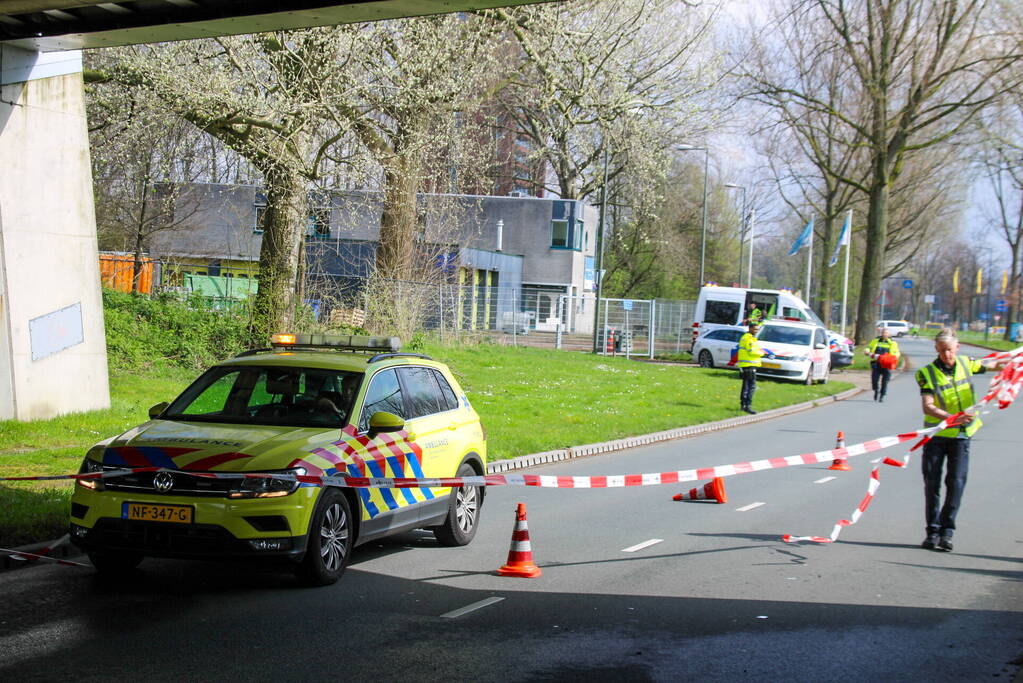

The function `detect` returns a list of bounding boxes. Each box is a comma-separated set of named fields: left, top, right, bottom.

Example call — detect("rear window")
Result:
left=704, top=300, right=740, bottom=325
left=760, top=325, right=812, bottom=346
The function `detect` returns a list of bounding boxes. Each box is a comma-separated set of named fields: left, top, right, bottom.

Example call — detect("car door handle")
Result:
left=447, top=423, right=459, bottom=431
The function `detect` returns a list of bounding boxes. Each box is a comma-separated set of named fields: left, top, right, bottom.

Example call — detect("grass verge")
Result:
left=1, top=344, right=852, bottom=547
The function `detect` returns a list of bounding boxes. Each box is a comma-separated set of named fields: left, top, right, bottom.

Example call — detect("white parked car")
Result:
left=876, top=320, right=910, bottom=337
left=692, top=328, right=745, bottom=368
left=756, top=320, right=831, bottom=385
left=827, top=329, right=855, bottom=368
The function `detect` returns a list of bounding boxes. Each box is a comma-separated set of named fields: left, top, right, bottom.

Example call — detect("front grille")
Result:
left=89, top=519, right=246, bottom=555
left=103, top=468, right=234, bottom=497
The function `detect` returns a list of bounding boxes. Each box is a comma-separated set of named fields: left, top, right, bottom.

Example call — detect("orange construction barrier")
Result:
left=672, top=476, right=728, bottom=504
left=497, top=503, right=542, bottom=578
left=828, top=431, right=851, bottom=471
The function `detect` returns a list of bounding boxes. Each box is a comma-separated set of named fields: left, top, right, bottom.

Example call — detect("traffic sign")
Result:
left=622, top=300, right=633, bottom=311
left=996, top=299, right=1007, bottom=312
left=903, top=279, right=913, bottom=289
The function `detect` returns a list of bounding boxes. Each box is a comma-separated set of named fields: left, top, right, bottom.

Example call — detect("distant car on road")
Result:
left=876, top=320, right=910, bottom=337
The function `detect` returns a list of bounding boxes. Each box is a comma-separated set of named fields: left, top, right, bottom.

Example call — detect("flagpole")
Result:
left=841, top=209, right=851, bottom=336
left=805, top=220, right=813, bottom=306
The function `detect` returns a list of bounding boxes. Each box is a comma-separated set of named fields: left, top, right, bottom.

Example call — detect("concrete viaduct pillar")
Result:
left=0, top=45, right=109, bottom=420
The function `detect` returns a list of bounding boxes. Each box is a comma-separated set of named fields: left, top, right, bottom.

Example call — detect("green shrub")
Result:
left=103, top=289, right=252, bottom=371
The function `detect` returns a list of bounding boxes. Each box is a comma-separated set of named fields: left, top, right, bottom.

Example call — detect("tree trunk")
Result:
left=855, top=174, right=889, bottom=344
left=376, top=154, right=421, bottom=283
left=250, top=164, right=307, bottom=341
left=818, top=213, right=835, bottom=323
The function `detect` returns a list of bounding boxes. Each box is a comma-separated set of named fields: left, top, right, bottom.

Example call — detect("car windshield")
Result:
left=759, top=326, right=812, bottom=346
left=162, top=365, right=362, bottom=428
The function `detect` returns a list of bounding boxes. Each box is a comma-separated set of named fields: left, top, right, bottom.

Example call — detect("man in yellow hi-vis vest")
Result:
left=737, top=320, right=767, bottom=414
left=865, top=327, right=901, bottom=402
left=915, top=328, right=1006, bottom=552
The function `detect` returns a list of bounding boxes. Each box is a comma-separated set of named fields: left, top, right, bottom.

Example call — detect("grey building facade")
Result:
left=150, top=183, right=598, bottom=332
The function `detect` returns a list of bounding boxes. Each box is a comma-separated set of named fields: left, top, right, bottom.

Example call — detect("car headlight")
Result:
left=77, top=458, right=105, bottom=491
left=228, top=468, right=306, bottom=499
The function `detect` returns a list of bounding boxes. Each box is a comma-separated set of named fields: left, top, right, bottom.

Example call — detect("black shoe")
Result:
left=879, top=394, right=886, bottom=403
left=873, top=390, right=879, bottom=401
left=921, top=533, right=939, bottom=549
left=936, top=536, right=953, bottom=552
left=742, top=406, right=757, bottom=414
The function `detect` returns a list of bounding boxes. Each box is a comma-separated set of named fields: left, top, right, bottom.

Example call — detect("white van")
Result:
left=692, top=286, right=821, bottom=345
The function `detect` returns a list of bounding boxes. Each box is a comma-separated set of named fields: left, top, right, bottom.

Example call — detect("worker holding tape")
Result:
left=865, top=327, right=901, bottom=402
left=737, top=320, right=771, bottom=415
left=915, top=328, right=1006, bottom=552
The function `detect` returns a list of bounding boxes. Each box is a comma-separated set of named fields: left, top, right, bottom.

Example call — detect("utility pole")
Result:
left=591, top=146, right=610, bottom=354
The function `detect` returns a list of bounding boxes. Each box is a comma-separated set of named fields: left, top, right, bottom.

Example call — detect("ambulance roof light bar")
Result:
left=268, top=333, right=401, bottom=353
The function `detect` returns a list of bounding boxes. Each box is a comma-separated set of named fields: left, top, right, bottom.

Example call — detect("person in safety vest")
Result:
left=737, top=320, right=767, bottom=414
left=864, top=327, right=901, bottom=402
left=915, top=328, right=1006, bottom=552
left=748, top=303, right=764, bottom=325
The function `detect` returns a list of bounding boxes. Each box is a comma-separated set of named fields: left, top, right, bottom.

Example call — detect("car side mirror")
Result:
left=148, top=402, right=169, bottom=419
left=815, top=343, right=826, bottom=350
left=367, top=411, right=405, bottom=438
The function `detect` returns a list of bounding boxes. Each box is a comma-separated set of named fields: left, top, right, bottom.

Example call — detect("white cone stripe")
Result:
left=510, top=541, right=532, bottom=552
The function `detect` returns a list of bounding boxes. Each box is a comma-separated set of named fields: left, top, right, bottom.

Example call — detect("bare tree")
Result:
left=494, top=0, right=721, bottom=202
left=744, top=0, right=1021, bottom=342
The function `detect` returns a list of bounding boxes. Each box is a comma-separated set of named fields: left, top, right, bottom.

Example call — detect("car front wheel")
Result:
left=698, top=350, right=714, bottom=368
left=296, top=488, right=353, bottom=586
left=433, top=463, right=482, bottom=547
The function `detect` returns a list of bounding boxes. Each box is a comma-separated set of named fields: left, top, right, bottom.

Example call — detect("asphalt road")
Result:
left=1, top=337, right=1021, bottom=681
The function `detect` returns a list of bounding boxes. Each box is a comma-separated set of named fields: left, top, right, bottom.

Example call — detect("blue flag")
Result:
left=788, top=217, right=814, bottom=256
left=828, top=212, right=851, bottom=267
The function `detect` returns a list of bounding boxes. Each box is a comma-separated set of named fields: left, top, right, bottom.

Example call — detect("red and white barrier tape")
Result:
left=0, top=429, right=936, bottom=489
left=783, top=348, right=1023, bottom=543
left=2, top=346, right=1020, bottom=554
left=2, top=534, right=87, bottom=567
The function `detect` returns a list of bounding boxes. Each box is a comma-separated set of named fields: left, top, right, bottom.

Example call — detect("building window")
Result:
left=306, top=208, right=331, bottom=240
left=254, top=205, right=267, bottom=234
left=551, top=219, right=569, bottom=248
left=574, top=220, right=584, bottom=250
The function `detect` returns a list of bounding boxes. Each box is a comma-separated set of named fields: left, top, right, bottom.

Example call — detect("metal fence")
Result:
left=99, top=253, right=696, bottom=356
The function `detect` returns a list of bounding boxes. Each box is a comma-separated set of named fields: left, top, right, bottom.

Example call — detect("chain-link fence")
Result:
left=99, top=253, right=696, bottom=356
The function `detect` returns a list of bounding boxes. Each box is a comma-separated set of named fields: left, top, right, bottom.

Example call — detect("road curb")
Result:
left=487, top=386, right=863, bottom=474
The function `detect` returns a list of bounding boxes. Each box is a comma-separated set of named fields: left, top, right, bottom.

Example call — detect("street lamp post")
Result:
left=724, top=183, right=746, bottom=286
left=676, top=145, right=709, bottom=288
left=591, top=146, right=610, bottom=354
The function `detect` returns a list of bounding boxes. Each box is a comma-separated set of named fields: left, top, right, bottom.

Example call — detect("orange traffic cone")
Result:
left=672, top=476, right=728, bottom=504
left=497, top=503, right=542, bottom=578
left=828, top=431, right=852, bottom=471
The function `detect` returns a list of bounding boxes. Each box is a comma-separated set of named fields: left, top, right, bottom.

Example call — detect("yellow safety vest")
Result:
left=748, top=308, right=764, bottom=324
left=737, top=332, right=764, bottom=368
left=915, top=356, right=983, bottom=438
left=867, top=336, right=900, bottom=359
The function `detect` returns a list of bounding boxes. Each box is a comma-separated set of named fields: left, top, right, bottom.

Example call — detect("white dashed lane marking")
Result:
left=441, top=597, right=505, bottom=619
left=814, top=476, right=837, bottom=484
left=736, top=502, right=765, bottom=512
left=622, top=538, right=663, bottom=553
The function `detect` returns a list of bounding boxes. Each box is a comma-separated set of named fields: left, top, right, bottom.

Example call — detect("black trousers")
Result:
left=921, top=436, right=970, bottom=537
left=739, top=367, right=757, bottom=408
left=870, top=362, right=891, bottom=396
